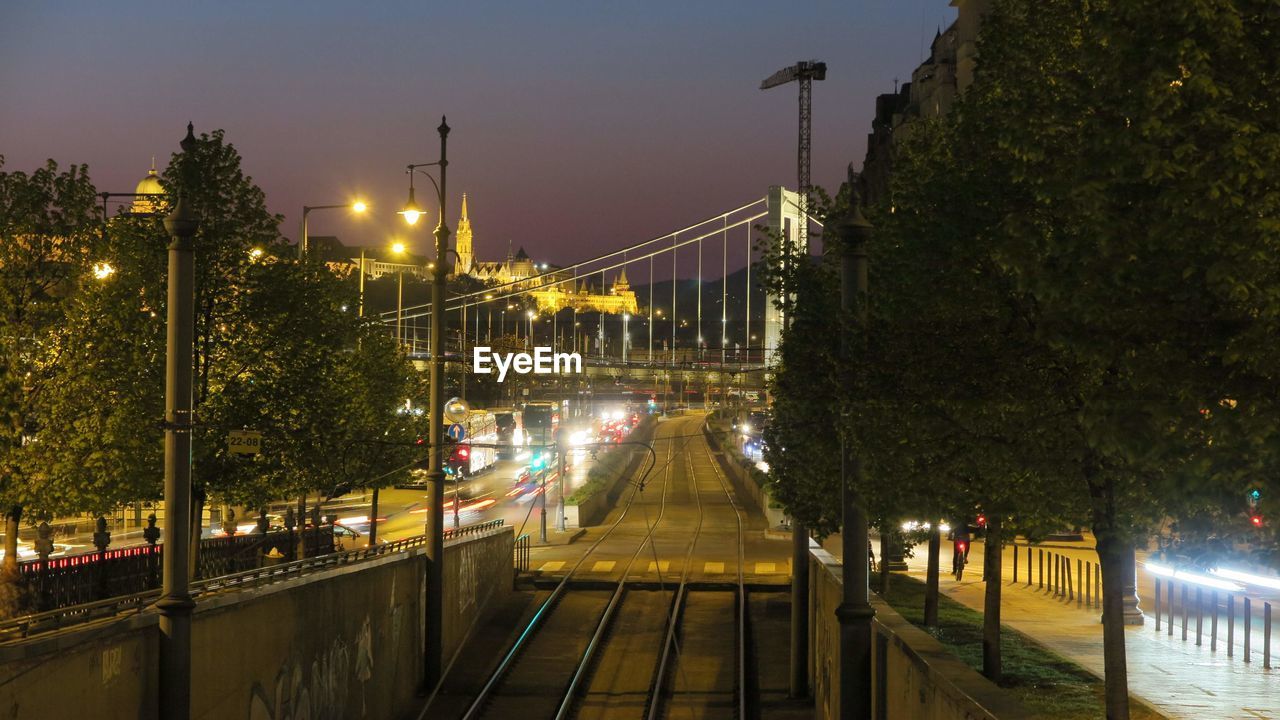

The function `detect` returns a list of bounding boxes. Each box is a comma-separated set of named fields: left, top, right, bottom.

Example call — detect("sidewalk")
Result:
left=907, top=540, right=1280, bottom=720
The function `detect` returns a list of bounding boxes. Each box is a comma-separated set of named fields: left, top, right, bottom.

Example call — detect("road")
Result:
left=14, top=437, right=611, bottom=561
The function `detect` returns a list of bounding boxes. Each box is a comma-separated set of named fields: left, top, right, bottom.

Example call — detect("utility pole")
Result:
left=761, top=58, right=826, bottom=700
left=158, top=122, right=199, bottom=720
left=836, top=170, right=874, bottom=719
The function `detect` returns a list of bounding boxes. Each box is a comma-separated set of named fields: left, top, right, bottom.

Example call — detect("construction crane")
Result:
left=760, top=60, right=827, bottom=254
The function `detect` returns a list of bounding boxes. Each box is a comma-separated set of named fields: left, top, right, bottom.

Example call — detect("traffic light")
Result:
left=1248, top=488, right=1261, bottom=507
left=975, top=514, right=987, bottom=528
left=530, top=451, right=546, bottom=472
left=1251, top=514, right=1264, bottom=528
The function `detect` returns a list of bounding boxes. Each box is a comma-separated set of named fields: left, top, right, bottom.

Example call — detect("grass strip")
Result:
left=872, top=572, right=1163, bottom=720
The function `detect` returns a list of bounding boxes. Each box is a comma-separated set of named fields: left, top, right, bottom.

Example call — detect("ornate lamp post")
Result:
left=400, top=117, right=451, bottom=689
left=158, top=122, right=200, bottom=720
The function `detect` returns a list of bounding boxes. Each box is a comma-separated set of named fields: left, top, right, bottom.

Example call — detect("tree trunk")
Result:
left=1096, top=524, right=1131, bottom=720
left=190, top=487, right=205, bottom=579
left=2, top=505, right=20, bottom=572
left=924, top=523, right=941, bottom=627
left=297, top=494, right=307, bottom=559
left=878, top=528, right=890, bottom=597
left=1087, top=458, right=1130, bottom=720
left=982, top=515, right=1003, bottom=682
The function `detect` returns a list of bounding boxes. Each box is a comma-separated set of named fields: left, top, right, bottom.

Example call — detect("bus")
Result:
left=522, top=401, right=560, bottom=446
left=490, top=407, right=525, bottom=459
left=447, top=410, right=499, bottom=478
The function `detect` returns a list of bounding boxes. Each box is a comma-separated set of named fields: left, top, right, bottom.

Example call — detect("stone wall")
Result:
left=809, top=544, right=1028, bottom=720
left=0, top=528, right=514, bottom=720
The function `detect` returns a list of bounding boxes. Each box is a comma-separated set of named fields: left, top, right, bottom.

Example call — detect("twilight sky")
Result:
left=0, top=1, right=955, bottom=273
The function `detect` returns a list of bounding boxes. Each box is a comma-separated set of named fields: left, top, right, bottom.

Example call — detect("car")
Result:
left=332, top=522, right=381, bottom=551
left=515, top=468, right=533, bottom=484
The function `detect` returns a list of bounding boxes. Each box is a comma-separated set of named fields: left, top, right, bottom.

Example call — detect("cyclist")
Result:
left=951, top=522, right=971, bottom=580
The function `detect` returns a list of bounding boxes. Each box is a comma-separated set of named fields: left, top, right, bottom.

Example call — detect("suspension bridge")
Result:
left=378, top=187, right=816, bottom=391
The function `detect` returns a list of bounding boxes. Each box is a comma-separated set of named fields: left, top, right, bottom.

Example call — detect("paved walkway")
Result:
left=895, top=538, right=1280, bottom=720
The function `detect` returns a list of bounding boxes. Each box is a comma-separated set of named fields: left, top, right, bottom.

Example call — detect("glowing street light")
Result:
left=92, top=262, right=115, bottom=280
left=300, top=200, right=367, bottom=257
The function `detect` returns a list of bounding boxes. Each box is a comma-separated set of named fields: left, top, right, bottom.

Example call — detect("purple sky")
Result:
left=0, top=1, right=954, bottom=274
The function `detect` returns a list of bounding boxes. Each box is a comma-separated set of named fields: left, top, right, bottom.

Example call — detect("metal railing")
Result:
left=444, top=518, right=505, bottom=542
left=0, top=519, right=508, bottom=643
left=514, top=533, right=531, bottom=574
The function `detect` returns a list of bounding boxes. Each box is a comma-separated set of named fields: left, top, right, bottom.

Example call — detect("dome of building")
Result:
left=132, top=159, right=165, bottom=214
left=135, top=169, right=162, bottom=196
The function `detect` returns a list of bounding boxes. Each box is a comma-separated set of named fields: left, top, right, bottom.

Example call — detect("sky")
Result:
left=0, top=1, right=955, bottom=274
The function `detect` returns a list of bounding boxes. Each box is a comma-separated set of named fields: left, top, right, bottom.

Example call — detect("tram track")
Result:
left=428, top=415, right=750, bottom=720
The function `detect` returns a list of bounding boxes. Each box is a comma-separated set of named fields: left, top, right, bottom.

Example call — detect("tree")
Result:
left=947, top=1, right=1280, bottom=713
left=30, top=130, right=420, bottom=547
left=0, top=157, right=100, bottom=572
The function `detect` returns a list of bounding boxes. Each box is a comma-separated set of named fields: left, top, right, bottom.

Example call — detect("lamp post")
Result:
left=300, top=201, right=366, bottom=258
left=835, top=174, right=874, bottom=719
left=390, top=242, right=407, bottom=349
left=526, top=309, right=535, bottom=349
left=400, top=117, right=451, bottom=690
left=158, top=122, right=199, bottom=720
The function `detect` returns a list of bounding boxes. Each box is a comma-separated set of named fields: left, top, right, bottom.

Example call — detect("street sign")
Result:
left=227, top=430, right=262, bottom=455
left=444, top=397, right=470, bottom=424
left=447, top=423, right=466, bottom=442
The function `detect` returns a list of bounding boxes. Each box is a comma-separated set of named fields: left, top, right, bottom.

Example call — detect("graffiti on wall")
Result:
left=247, top=615, right=374, bottom=720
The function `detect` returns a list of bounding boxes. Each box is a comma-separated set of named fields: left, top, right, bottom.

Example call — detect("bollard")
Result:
left=1027, top=547, right=1032, bottom=587
left=1182, top=585, right=1190, bottom=641
left=1154, top=578, right=1162, bottom=631
left=1196, top=587, right=1204, bottom=646
left=1077, top=558, right=1083, bottom=607
left=1266, top=602, right=1272, bottom=669
left=1013, top=544, right=1019, bottom=583
left=1038, top=549, right=1044, bottom=589
left=1244, top=597, right=1252, bottom=662
left=1211, top=590, right=1218, bottom=652
left=1227, top=594, right=1234, bottom=658
left=1167, top=580, right=1174, bottom=636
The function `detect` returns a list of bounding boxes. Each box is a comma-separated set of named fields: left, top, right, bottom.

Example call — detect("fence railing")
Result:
left=15, top=526, right=334, bottom=615
left=514, top=533, right=531, bottom=575
left=1005, top=543, right=1276, bottom=672
left=0, top=520, right=512, bottom=643
left=444, top=518, right=505, bottom=542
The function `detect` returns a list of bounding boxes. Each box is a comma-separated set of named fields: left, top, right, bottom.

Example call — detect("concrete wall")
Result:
left=809, top=545, right=1028, bottom=720
left=0, top=616, right=158, bottom=720
left=0, top=528, right=513, bottom=720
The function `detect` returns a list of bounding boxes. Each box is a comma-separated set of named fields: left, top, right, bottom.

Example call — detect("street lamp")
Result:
left=399, top=117, right=451, bottom=689
left=299, top=200, right=367, bottom=257
left=526, top=309, right=535, bottom=349
left=389, top=242, right=409, bottom=350
left=92, top=262, right=115, bottom=280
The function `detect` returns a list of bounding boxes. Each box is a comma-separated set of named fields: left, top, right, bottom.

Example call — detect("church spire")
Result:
left=454, top=192, right=474, bottom=275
